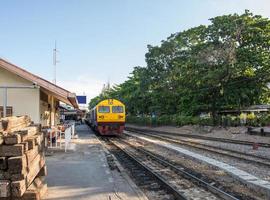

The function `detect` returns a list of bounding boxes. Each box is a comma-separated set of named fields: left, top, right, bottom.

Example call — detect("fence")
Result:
left=47, top=121, right=76, bottom=152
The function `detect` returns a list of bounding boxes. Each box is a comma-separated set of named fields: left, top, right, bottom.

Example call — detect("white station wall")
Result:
left=0, top=67, right=40, bottom=123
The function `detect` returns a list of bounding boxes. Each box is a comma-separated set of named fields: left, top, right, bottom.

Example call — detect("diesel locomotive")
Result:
left=86, top=99, right=126, bottom=135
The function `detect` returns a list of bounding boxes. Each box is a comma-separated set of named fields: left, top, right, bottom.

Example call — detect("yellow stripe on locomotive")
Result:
left=96, top=99, right=125, bottom=123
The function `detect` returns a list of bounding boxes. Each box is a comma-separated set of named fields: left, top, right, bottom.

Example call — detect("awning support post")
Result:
left=3, top=88, right=7, bottom=118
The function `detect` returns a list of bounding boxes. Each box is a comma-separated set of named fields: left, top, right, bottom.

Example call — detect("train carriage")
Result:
left=87, top=99, right=126, bottom=135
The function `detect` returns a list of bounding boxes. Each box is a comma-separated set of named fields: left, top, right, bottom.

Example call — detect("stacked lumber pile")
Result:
left=0, top=116, right=47, bottom=200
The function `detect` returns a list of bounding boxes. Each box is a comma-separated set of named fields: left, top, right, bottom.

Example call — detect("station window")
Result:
left=98, top=106, right=110, bottom=113
left=112, top=106, right=124, bottom=113
left=0, top=106, right=13, bottom=117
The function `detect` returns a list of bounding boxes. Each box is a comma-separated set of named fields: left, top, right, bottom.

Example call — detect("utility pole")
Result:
left=53, top=41, right=59, bottom=85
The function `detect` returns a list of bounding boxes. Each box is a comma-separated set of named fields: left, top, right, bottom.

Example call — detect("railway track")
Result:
left=125, top=128, right=270, bottom=168
left=125, top=127, right=270, bottom=148
left=100, top=136, right=243, bottom=200
left=100, top=137, right=186, bottom=200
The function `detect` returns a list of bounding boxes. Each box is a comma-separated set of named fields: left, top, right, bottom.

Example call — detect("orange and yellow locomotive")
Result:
left=87, top=99, right=126, bottom=135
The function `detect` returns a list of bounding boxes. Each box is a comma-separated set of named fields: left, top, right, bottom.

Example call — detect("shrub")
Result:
left=258, top=114, right=270, bottom=126
left=156, top=115, right=173, bottom=126
left=198, top=117, right=214, bottom=126
left=127, top=113, right=270, bottom=127
left=126, top=115, right=151, bottom=125
left=246, top=112, right=258, bottom=126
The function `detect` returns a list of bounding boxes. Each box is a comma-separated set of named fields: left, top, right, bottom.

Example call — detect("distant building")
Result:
left=59, top=104, right=85, bottom=122
left=0, top=58, right=78, bottom=127
left=218, top=104, right=270, bottom=115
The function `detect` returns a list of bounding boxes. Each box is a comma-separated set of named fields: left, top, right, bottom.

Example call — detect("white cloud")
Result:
left=57, top=75, right=104, bottom=104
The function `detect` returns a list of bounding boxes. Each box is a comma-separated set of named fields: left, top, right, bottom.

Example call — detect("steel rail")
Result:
left=126, top=130, right=270, bottom=168
left=117, top=138, right=240, bottom=200
left=101, top=137, right=188, bottom=200
left=125, top=127, right=270, bottom=148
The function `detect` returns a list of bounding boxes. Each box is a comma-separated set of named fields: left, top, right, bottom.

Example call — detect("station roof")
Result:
left=0, top=58, right=78, bottom=108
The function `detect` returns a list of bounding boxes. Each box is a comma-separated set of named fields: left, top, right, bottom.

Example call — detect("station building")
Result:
left=0, top=58, right=78, bottom=127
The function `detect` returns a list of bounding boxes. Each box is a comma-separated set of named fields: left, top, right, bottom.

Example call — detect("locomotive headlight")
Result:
left=99, top=115, right=104, bottom=119
left=118, top=115, right=124, bottom=119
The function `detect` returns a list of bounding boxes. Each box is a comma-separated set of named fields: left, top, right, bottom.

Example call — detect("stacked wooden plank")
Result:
left=0, top=116, right=47, bottom=200
left=0, top=116, right=31, bottom=133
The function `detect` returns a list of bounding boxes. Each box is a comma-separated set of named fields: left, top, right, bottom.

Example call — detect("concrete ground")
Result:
left=44, top=124, right=146, bottom=200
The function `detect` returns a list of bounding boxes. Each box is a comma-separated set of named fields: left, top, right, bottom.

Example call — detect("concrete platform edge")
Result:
left=95, top=135, right=149, bottom=200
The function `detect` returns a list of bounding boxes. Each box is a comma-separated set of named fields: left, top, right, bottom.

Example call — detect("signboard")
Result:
left=76, top=96, right=87, bottom=104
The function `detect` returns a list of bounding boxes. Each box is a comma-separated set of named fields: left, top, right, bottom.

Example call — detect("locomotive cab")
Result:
left=89, top=99, right=126, bottom=135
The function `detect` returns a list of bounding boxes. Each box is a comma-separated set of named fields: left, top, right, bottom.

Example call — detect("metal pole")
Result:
left=3, top=88, right=7, bottom=117
left=53, top=40, right=59, bottom=85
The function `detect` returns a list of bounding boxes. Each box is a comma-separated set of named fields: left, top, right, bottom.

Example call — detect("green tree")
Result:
left=89, top=11, right=270, bottom=125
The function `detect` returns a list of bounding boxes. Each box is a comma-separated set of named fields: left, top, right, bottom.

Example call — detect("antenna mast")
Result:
left=53, top=41, right=59, bottom=84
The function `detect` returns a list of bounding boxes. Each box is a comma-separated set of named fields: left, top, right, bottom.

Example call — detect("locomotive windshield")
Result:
left=98, top=106, right=110, bottom=113
left=112, top=106, right=124, bottom=113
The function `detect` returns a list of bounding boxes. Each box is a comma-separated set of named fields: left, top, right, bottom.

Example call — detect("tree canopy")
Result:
left=89, top=11, right=270, bottom=123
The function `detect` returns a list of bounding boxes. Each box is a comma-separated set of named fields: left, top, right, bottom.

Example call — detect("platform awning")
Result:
left=0, top=58, right=79, bottom=108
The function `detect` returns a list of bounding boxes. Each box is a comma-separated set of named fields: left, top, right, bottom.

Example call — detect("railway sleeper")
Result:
left=103, top=138, right=189, bottom=200
left=118, top=137, right=248, bottom=200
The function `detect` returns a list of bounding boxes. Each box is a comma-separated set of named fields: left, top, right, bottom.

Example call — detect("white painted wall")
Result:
left=0, top=68, right=40, bottom=123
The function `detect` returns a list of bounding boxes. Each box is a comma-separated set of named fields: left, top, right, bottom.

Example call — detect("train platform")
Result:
left=44, top=124, right=147, bottom=200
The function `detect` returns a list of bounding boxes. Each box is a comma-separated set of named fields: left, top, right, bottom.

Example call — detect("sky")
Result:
left=0, top=0, right=270, bottom=103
